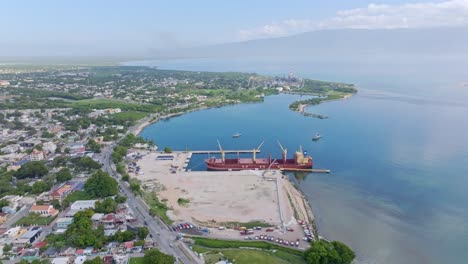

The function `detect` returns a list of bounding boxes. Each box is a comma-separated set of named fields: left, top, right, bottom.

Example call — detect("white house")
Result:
left=70, top=200, right=97, bottom=211
left=43, top=142, right=57, bottom=153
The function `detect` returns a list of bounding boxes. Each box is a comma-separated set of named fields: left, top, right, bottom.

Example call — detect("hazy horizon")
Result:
left=2, top=0, right=468, bottom=59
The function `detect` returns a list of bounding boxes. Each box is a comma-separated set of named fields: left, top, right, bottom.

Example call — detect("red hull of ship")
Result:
left=205, top=158, right=313, bottom=171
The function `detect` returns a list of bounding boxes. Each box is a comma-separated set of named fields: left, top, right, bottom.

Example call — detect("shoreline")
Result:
left=132, top=106, right=209, bottom=136
left=291, top=92, right=355, bottom=119
left=129, top=92, right=355, bottom=242
left=132, top=151, right=316, bottom=248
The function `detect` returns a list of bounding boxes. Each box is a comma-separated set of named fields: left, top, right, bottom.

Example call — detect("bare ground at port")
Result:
left=131, top=151, right=314, bottom=245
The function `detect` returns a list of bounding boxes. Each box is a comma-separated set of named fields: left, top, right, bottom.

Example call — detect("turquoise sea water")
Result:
left=135, top=58, right=468, bottom=264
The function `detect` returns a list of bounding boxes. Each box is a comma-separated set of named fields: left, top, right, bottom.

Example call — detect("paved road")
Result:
left=1, top=204, right=32, bottom=228
left=98, top=117, right=202, bottom=264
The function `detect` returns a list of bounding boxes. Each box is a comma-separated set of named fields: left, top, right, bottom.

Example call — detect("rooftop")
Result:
left=51, top=257, right=70, bottom=264
left=20, top=226, right=42, bottom=239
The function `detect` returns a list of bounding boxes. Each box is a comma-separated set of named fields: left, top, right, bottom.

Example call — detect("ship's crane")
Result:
left=253, top=141, right=264, bottom=163
left=217, top=140, right=225, bottom=163
left=277, top=140, right=287, bottom=163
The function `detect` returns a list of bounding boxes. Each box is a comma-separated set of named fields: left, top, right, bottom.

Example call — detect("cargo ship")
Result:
left=205, top=141, right=313, bottom=171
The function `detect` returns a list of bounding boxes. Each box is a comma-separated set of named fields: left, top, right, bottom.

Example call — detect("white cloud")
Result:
left=237, top=0, right=468, bottom=41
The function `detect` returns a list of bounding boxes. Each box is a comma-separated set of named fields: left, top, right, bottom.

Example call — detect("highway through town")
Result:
left=97, top=113, right=202, bottom=264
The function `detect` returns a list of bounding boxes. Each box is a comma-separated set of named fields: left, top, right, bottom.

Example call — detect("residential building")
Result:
left=67, top=143, right=85, bottom=155
left=5, top=226, right=22, bottom=239
left=49, top=125, right=63, bottom=134
left=30, top=149, right=45, bottom=161
left=43, top=142, right=57, bottom=153
left=49, top=184, right=72, bottom=201
left=44, top=247, right=59, bottom=258
left=51, top=257, right=71, bottom=264
left=70, top=200, right=97, bottom=211
left=29, top=205, right=58, bottom=217
left=55, top=218, right=73, bottom=229
left=1, top=195, right=22, bottom=213
left=0, top=212, right=8, bottom=224
left=74, top=256, right=87, bottom=264
left=14, top=227, right=42, bottom=246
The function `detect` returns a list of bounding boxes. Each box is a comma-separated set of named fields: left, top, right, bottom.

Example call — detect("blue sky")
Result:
left=1, top=0, right=466, bottom=57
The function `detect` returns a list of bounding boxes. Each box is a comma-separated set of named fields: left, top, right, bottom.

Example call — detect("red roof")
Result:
left=34, top=241, right=47, bottom=248
left=75, top=249, right=84, bottom=255
left=103, top=256, right=113, bottom=264
left=124, top=241, right=134, bottom=249
left=103, top=214, right=115, bottom=221
left=31, top=205, right=52, bottom=211
left=49, top=190, right=61, bottom=197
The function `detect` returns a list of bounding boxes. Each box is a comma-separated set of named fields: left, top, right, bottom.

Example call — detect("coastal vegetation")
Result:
left=163, top=146, right=172, bottom=153
left=191, top=237, right=355, bottom=264
left=288, top=82, right=357, bottom=118
left=192, top=237, right=303, bottom=256
left=191, top=237, right=305, bottom=264
left=304, top=239, right=355, bottom=264
left=177, top=197, right=190, bottom=206
left=143, top=191, right=173, bottom=224
left=193, top=246, right=306, bottom=264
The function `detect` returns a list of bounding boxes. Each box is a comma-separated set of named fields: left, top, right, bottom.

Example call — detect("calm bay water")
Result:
left=135, top=58, right=468, bottom=264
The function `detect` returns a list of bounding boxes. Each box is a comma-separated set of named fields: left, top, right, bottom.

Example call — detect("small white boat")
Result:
left=312, top=133, right=322, bottom=141
left=232, top=132, right=242, bottom=138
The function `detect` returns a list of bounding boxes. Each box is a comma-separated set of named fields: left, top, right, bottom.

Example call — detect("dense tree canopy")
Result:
left=0, top=199, right=10, bottom=207
left=52, top=156, right=68, bottom=167
left=94, top=197, right=118, bottom=214
left=73, top=156, right=102, bottom=171
left=112, top=230, right=136, bottom=243
left=143, top=248, right=175, bottom=264
left=31, top=180, right=50, bottom=194
left=86, top=139, right=101, bottom=153
left=84, top=170, right=118, bottom=198
left=65, top=209, right=106, bottom=248
left=55, top=168, right=72, bottom=182
left=137, top=227, right=150, bottom=240
left=115, top=194, right=127, bottom=203
left=14, top=161, right=49, bottom=179
left=305, top=239, right=355, bottom=264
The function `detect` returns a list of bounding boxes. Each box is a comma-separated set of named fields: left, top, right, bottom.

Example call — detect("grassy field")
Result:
left=16, top=214, right=56, bottom=226
left=129, top=257, right=145, bottom=264
left=142, top=191, right=173, bottom=225
left=71, top=98, right=158, bottom=112
left=111, top=111, right=147, bottom=122
left=192, top=245, right=306, bottom=264
left=192, top=237, right=304, bottom=256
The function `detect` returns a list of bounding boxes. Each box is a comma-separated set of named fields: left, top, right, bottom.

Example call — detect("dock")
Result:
left=280, top=168, right=331, bottom=173
left=188, top=150, right=261, bottom=154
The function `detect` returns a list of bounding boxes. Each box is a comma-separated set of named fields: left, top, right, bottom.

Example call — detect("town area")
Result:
left=0, top=65, right=355, bottom=264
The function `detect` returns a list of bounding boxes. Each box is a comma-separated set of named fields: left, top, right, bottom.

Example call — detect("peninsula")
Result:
left=288, top=79, right=357, bottom=118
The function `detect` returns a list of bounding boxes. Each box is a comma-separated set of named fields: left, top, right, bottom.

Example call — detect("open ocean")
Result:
left=132, top=57, right=468, bottom=264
